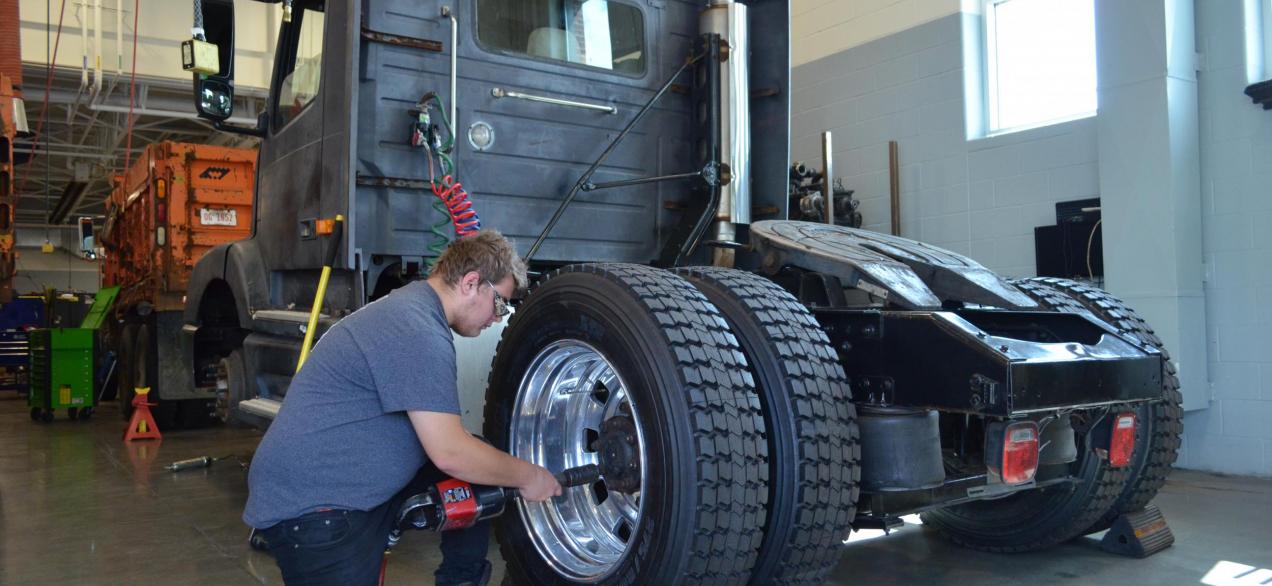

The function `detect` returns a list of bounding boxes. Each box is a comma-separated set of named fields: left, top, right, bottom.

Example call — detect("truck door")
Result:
left=254, top=0, right=329, bottom=272
left=356, top=0, right=699, bottom=266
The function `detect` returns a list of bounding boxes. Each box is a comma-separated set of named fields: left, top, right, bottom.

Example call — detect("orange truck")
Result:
left=0, top=73, right=21, bottom=303
left=101, top=141, right=255, bottom=427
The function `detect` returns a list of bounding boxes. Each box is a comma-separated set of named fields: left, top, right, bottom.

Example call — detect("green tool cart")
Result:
left=28, top=286, right=120, bottom=422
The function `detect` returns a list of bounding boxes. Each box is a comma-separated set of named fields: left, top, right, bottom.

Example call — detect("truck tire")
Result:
left=921, top=424, right=1129, bottom=551
left=676, top=267, right=859, bottom=585
left=921, top=278, right=1132, bottom=551
left=216, top=350, right=250, bottom=427
left=98, top=323, right=119, bottom=402
left=1011, top=277, right=1183, bottom=531
left=134, top=324, right=178, bottom=430
left=118, top=323, right=138, bottom=420
left=485, top=264, right=768, bottom=585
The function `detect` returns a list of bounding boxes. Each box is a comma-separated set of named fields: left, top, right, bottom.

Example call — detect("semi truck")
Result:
left=101, top=141, right=255, bottom=428
left=186, top=1, right=1182, bottom=584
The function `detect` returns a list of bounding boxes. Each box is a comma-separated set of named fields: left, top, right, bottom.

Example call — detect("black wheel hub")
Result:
left=596, top=415, right=641, bottom=493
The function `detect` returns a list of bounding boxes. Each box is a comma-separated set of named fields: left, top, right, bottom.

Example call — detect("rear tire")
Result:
left=216, top=350, right=250, bottom=427
left=486, top=263, right=768, bottom=585
left=1011, top=277, right=1183, bottom=531
left=921, top=418, right=1129, bottom=552
left=134, top=324, right=177, bottom=430
left=118, top=324, right=138, bottom=420
left=922, top=279, right=1133, bottom=551
left=676, top=267, right=859, bottom=585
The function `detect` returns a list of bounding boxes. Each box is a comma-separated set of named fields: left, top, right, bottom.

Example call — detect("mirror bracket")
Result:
left=213, top=113, right=268, bottom=137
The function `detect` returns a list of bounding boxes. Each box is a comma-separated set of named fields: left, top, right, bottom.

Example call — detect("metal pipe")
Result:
left=582, top=170, right=705, bottom=192
left=490, top=87, right=616, bottom=114
left=443, top=6, right=457, bottom=144
left=93, top=0, right=102, bottom=95
left=702, top=0, right=750, bottom=268
left=115, top=0, right=122, bottom=74
left=80, top=0, right=89, bottom=89
left=12, top=147, right=130, bottom=161
left=87, top=102, right=258, bottom=125
left=701, top=0, right=750, bottom=226
left=821, top=131, right=834, bottom=226
left=889, top=140, right=900, bottom=236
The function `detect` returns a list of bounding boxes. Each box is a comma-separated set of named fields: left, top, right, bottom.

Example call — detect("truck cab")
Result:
left=183, top=0, right=789, bottom=424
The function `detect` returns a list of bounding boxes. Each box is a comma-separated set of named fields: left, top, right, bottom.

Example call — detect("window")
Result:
left=983, top=0, right=1097, bottom=134
left=1245, top=0, right=1272, bottom=83
left=477, top=0, right=645, bottom=75
left=276, top=3, right=325, bottom=128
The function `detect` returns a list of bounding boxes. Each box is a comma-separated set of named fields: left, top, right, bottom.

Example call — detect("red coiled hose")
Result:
left=431, top=175, right=481, bottom=237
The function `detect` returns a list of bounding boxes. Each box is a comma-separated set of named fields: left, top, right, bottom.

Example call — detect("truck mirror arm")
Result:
left=214, top=112, right=267, bottom=138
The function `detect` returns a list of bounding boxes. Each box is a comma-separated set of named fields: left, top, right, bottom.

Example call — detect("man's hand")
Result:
left=518, top=464, right=563, bottom=502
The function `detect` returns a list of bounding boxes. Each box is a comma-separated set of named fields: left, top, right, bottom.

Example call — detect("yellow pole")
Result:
left=296, top=215, right=345, bottom=373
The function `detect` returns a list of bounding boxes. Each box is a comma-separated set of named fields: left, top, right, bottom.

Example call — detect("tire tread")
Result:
left=678, top=267, right=859, bottom=585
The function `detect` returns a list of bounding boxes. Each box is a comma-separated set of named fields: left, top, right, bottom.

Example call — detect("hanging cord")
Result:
left=412, top=94, right=481, bottom=253
left=422, top=143, right=451, bottom=264
left=192, top=0, right=205, bottom=40
left=1086, top=219, right=1102, bottom=281
left=120, top=0, right=140, bottom=175
left=432, top=176, right=481, bottom=237
left=18, top=0, right=68, bottom=204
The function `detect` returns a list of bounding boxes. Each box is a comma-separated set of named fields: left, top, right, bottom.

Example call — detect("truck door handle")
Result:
left=490, top=87, right=617, bottom=115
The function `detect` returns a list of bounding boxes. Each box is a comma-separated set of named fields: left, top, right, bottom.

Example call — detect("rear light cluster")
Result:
left=986, top=420, right=1040, bottom=485
left=1109, top=412, right=1137, bottom=468
left=155, top=178, right=168, bottom=246
left=988, top=411, right=1138, bottom=485
left=999, top=421, right=1039, bottom=485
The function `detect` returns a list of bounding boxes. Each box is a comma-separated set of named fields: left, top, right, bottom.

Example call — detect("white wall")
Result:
left=792, top=0, right=960, bottom=66
left=792, top=1, right=1272, bottom=476
left=18, top=0, right=280, bottom=89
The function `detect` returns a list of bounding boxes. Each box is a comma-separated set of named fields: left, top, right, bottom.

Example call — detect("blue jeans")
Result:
left=260, top=465, right=491, bottom=585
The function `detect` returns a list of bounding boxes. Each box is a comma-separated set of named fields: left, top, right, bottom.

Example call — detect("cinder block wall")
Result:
left=1186, top=0, right=1272, bottom=476
left=790, top=2, right=1272, bottom=476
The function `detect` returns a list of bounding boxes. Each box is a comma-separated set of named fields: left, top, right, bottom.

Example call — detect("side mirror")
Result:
left=78, top=217, right=94, bottom=253
left=193, top=0, right=236, bottom=121
left=199, top=79, right=234, bottom=119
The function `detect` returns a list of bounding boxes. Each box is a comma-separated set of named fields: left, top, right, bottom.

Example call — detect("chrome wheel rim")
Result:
left=511, top=339, right=645, bottom=582
left=214, top=357, right=231, bottom=423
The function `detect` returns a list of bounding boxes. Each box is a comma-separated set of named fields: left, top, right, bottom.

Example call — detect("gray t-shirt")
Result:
left=243, top=280, right=459, bottom=529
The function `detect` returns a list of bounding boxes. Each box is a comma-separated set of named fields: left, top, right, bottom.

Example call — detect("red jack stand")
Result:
left=124, top=387, right=162, bottom=442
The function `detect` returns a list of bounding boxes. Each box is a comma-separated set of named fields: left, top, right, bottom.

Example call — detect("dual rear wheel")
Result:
left=485, top=264, right=859, bottom=585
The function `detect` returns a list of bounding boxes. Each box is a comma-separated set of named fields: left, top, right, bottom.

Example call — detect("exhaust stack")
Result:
left=701, top=0, right=750, bottom=267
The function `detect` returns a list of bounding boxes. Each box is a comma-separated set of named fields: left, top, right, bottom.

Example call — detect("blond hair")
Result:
left=432, top=230, right=528, bottom=290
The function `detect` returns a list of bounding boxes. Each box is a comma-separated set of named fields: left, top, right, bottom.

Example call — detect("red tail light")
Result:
left=1109, top=412, right=1137, bottom=468
left=1000, top=421, right=1040, bottom=485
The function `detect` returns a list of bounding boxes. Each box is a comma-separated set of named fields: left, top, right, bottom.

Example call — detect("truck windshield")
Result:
left=477, top=0, right=645, bottom=75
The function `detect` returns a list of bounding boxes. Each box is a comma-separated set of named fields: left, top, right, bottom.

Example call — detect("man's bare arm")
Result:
left=408, top=411, right=561, bottom=501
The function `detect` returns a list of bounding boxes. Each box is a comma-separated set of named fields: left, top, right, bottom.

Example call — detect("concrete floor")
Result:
left=3, top=393, right=1270, bottom=585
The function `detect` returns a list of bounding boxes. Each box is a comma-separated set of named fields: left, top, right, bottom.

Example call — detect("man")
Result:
left=244, top=230, right=561, bottom=585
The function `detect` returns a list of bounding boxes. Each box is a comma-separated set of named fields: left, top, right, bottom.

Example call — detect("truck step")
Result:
left=251, top=309, right=336, bottom=338
left=238, top=398, right=281, bottom=419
